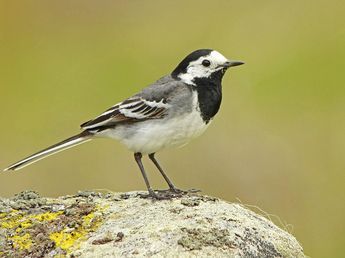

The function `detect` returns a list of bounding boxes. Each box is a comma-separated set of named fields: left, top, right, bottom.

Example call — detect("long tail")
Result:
left=3, top=131, right=93, bottom=171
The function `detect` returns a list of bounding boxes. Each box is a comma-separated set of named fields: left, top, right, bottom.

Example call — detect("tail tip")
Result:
left=3, top=166, right=15, bottom=172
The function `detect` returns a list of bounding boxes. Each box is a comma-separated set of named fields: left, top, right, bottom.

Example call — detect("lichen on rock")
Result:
left=0, top=191, right=107, bottom=257
left=0, top=190, right=305, bottom=257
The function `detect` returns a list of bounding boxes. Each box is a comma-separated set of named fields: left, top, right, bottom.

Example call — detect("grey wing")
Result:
left=139, top=75, right=194, bottom=115
left=80, top=97, right=169, bottom=130
left=81, top=75, right=191, bottom=131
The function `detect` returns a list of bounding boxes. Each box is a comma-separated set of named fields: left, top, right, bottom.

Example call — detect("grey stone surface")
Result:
left=0, top=191, right=305, bottom=258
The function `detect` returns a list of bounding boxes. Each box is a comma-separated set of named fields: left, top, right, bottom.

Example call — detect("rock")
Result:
left=0, top=190, right=305, bottom=257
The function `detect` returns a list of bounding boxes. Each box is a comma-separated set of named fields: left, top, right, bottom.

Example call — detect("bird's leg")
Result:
left=148, top=153, right=182, bottom=193
left=134, top=152, right=158, bottom=199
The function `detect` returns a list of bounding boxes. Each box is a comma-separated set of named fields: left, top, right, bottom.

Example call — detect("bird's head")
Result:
left=171, top=49, right=244, bottom=85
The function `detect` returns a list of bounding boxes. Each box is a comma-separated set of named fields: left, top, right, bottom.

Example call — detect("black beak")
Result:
left=223, top=60, right=245, bottom=68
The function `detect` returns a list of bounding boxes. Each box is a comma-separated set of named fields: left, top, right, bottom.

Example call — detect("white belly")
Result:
left=100, top=110, right=210, bottom=154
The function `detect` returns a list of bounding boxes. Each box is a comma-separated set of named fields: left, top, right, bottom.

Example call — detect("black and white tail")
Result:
left=3, top=131, right=93, bottom=171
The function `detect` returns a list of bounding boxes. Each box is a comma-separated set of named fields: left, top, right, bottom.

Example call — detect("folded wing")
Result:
left=81, top=97, right=169, bottom=131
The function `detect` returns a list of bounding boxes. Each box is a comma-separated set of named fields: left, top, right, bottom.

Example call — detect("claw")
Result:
left=144, top=188, right=201, bottom=200
left=148, top=189, right=160, bottom=199
left=169, top=187, right=185, bottom=194
left=147, top=189, right=170, bottom=200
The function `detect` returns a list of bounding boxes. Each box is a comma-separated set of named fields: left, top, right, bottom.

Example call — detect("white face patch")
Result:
left=178, top=50, right=229, bottom=85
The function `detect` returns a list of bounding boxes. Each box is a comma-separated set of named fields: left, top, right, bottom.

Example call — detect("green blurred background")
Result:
left=1, top=0, right=344, bottom=256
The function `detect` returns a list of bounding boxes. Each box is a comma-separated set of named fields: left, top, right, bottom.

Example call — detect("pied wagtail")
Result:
left=4, top=49, right=244, bottom=199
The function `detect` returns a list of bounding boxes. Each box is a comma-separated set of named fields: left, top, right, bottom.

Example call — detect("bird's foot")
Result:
left=168, top=187, right=185, bottom=194
left=139, top=188, right=202, bottom=200
left=157, top=187, right=201, bottom=198
left=168, top=187, right=201, bottom=194
left=153, top=189, right=184, bottom=199
left=149, top=190, right=173, bottom=200
left=139, top=189, right=176, bottom=200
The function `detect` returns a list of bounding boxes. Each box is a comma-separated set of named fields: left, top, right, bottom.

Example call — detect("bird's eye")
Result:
left=202, top=59, right=211, bottom=67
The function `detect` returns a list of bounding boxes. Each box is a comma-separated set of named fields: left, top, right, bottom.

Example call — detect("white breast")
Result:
left=99, top=93, right=210, bottom=154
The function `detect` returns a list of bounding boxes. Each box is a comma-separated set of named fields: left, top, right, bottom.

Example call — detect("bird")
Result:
left=3, top=49, right=244, bottom=199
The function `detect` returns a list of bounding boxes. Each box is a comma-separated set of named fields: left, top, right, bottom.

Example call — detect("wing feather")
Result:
left=81, top=97, right=169, bottom=130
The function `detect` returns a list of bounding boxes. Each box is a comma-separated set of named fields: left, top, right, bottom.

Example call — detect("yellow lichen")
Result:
left=82, top=212, right=95, bottom=226
left=49, top=214, right=97, bottom=252
left=2, top=202, right=108, bottom=255
left=15, top=220, right=33, bottom=233
left=50, top=231, right=83, bottom=251
left=1, top=220, right=16, bottom=229
left=0, top=210, right=24, bottom=229
left=0, top=211, right=62, bottom=232
left=31, top=211, right=63, bottom=222
left=11, top=233, right=33, bottom=250
left=49, top=204, right=107, bottom=254
left=1, top=209, right=64, bottom=252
